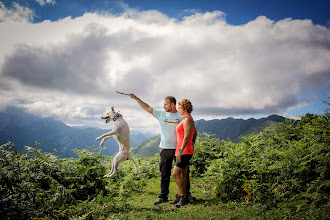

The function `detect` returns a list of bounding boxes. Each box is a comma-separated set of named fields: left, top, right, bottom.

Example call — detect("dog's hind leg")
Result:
left=104, top=152, right=119, bottom=178
left=103, top=151, right=128, bottom=178
left=103, top=158, right=116, bottom=178
left=127, top=154, right=138, bottom=173
left=103, top=163, right=115, bottom=178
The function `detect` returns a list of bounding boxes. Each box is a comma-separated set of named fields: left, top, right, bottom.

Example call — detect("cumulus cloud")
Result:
left=0, top=2, right=34, bottom=22
left=36, top=0, right=56, bottom=7
left=0, top=9, right=329, bottom=133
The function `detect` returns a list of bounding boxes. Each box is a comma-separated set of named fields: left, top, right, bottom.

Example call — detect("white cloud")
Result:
left=36, top=0, right=56, bottom=7
left=0, top=9, right=329, bottom=134
left=0, top=2, right=34, bottom=22
left=283, top=114, right=301, bottom=121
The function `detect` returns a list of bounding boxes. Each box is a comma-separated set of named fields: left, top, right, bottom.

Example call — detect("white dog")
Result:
left=96, top=107, right=138, bottom=178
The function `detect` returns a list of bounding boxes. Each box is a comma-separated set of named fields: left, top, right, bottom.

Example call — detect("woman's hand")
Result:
left=176, top=153, right=181, bottom=163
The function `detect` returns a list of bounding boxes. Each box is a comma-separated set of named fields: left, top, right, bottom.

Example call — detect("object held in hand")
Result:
left=116, top=91, right=130, bottom=96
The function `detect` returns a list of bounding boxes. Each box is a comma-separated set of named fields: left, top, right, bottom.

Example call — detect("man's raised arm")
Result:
left=129, top=94, right=153, bottom=115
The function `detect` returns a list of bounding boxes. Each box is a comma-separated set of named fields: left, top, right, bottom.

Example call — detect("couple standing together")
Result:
left=130, top=94, right=196, bottom=208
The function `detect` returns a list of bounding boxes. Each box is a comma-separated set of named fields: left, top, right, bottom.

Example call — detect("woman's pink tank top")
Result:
left=176, top=115, right=194, bottom=155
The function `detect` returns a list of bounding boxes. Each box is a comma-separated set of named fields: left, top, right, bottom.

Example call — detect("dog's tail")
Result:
left=127, top=154, right=138, bottom=173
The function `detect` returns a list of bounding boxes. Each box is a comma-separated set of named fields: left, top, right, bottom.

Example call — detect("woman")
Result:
left=173, top=98, right=195, bottom=208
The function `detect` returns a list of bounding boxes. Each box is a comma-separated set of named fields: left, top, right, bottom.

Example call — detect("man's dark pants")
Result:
left=158, top=148, right=191, bottom=200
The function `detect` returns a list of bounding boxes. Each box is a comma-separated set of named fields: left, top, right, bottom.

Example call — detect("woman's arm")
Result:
left=192, top=127, right=197, bottom=145
left=180, top=118, right=194, bottom=151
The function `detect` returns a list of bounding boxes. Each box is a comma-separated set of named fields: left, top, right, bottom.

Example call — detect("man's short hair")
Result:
left=164, top=96, right=176, bottom=105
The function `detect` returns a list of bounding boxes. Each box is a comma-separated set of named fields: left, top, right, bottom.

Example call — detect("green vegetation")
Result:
left=131, top=134, right=161, bottom=157
left=1, top=106, right=329, bottom=219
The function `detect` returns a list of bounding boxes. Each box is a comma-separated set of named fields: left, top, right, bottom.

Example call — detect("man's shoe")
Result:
left=169, top=194, right=180, bottom=204
left=175, top=195, right=188, bottom=208
left=153, top=197, right=168, bottom=205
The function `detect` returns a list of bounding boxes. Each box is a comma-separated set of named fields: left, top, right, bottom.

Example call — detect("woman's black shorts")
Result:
left=174, top=154, right=192, bottom=169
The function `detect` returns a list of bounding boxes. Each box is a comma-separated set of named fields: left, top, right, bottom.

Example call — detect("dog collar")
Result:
left=113, top=112, right=122, bottom=121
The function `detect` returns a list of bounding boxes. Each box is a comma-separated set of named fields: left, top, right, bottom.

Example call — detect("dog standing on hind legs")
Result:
left=96, top=107, right=138, bottom=178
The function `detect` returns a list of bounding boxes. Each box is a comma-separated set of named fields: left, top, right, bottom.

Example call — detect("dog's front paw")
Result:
left=96, top=137, right=101, bottom=141
left=103, top=175, right=110, bottom=178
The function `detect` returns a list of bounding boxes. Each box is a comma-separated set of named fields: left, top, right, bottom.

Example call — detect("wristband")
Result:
left=178, top=149, right=183, bottom=154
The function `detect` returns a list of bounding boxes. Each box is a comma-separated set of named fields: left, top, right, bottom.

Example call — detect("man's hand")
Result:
left=129, top=93, right=138, bottom=100
left=129, top=93, right=153, bottom=115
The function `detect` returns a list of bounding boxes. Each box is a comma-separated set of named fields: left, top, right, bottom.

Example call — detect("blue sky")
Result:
left=0, top=0, right=329, bottom=133
left=2, top=0, right=330, bottom=26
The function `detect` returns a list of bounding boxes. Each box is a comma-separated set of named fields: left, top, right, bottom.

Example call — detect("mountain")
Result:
left=0, top=107, right=152, bottom=158
left=131, top=115, right=287, bottom=157
left=194, top=114, right=286, bottom=142
left=0, top=107, right=288, bottom=158
left=131, top=134, right=161, bottom=157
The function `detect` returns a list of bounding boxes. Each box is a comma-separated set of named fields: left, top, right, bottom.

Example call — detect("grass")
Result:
left=102, top=178, right=268, bottom=220
left=64, top=176, right=329, bottom=220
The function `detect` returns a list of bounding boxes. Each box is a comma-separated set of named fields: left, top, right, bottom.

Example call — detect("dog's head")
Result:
left=101, top=107, right=116, bottom=123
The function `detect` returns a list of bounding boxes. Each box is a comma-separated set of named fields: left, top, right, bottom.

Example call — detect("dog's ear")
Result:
left=111, top=106, right=115, bottom=112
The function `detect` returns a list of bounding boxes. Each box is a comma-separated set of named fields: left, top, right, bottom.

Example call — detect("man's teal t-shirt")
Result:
left=153, top=109, right=184, bottom=149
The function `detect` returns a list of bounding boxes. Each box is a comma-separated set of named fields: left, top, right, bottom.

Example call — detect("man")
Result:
left=130, top=94, right=195, bottom=205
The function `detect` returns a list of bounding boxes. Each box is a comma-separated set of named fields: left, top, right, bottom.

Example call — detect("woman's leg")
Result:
left=181, top=165, right=189, bottom=195
left=173, top=166, right=183, bottom=195
left=173, top=165, right=189, bottom=196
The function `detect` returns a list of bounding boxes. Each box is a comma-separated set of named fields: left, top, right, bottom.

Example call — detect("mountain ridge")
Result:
left=131, top=114, right=288, bottom=157
left=1, top=106, right=289, bottom=158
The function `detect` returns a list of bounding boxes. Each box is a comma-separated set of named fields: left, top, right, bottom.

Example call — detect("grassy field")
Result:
left=69, top=177, right=320, bottom=220
left=93, top=178, right=247, bottom=220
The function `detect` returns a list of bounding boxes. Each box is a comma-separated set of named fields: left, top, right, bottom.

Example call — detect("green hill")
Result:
left=131, top=134, right=161, bottom=157
left=194, top=114, right=286, bottom=142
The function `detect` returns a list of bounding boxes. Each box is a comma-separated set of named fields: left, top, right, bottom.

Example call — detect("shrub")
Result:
left=190, top=132, right=227, bottom=177
left=203, top=112, right=329, bottom=215
left=0, top=143, right=108, bottom=219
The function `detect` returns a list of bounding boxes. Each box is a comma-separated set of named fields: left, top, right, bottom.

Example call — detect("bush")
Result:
left=104, top=155, right=158, bottom=196
left=203, top=112, right=329, bottom=215
left=0, top=140, right=163, bottom=219
left=0, top=143, right=108, bottom=219
left=190, top=132, right=228, bottom=177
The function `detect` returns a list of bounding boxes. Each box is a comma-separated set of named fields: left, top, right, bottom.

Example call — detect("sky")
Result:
left=0, top=0, right=329, bottom=134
